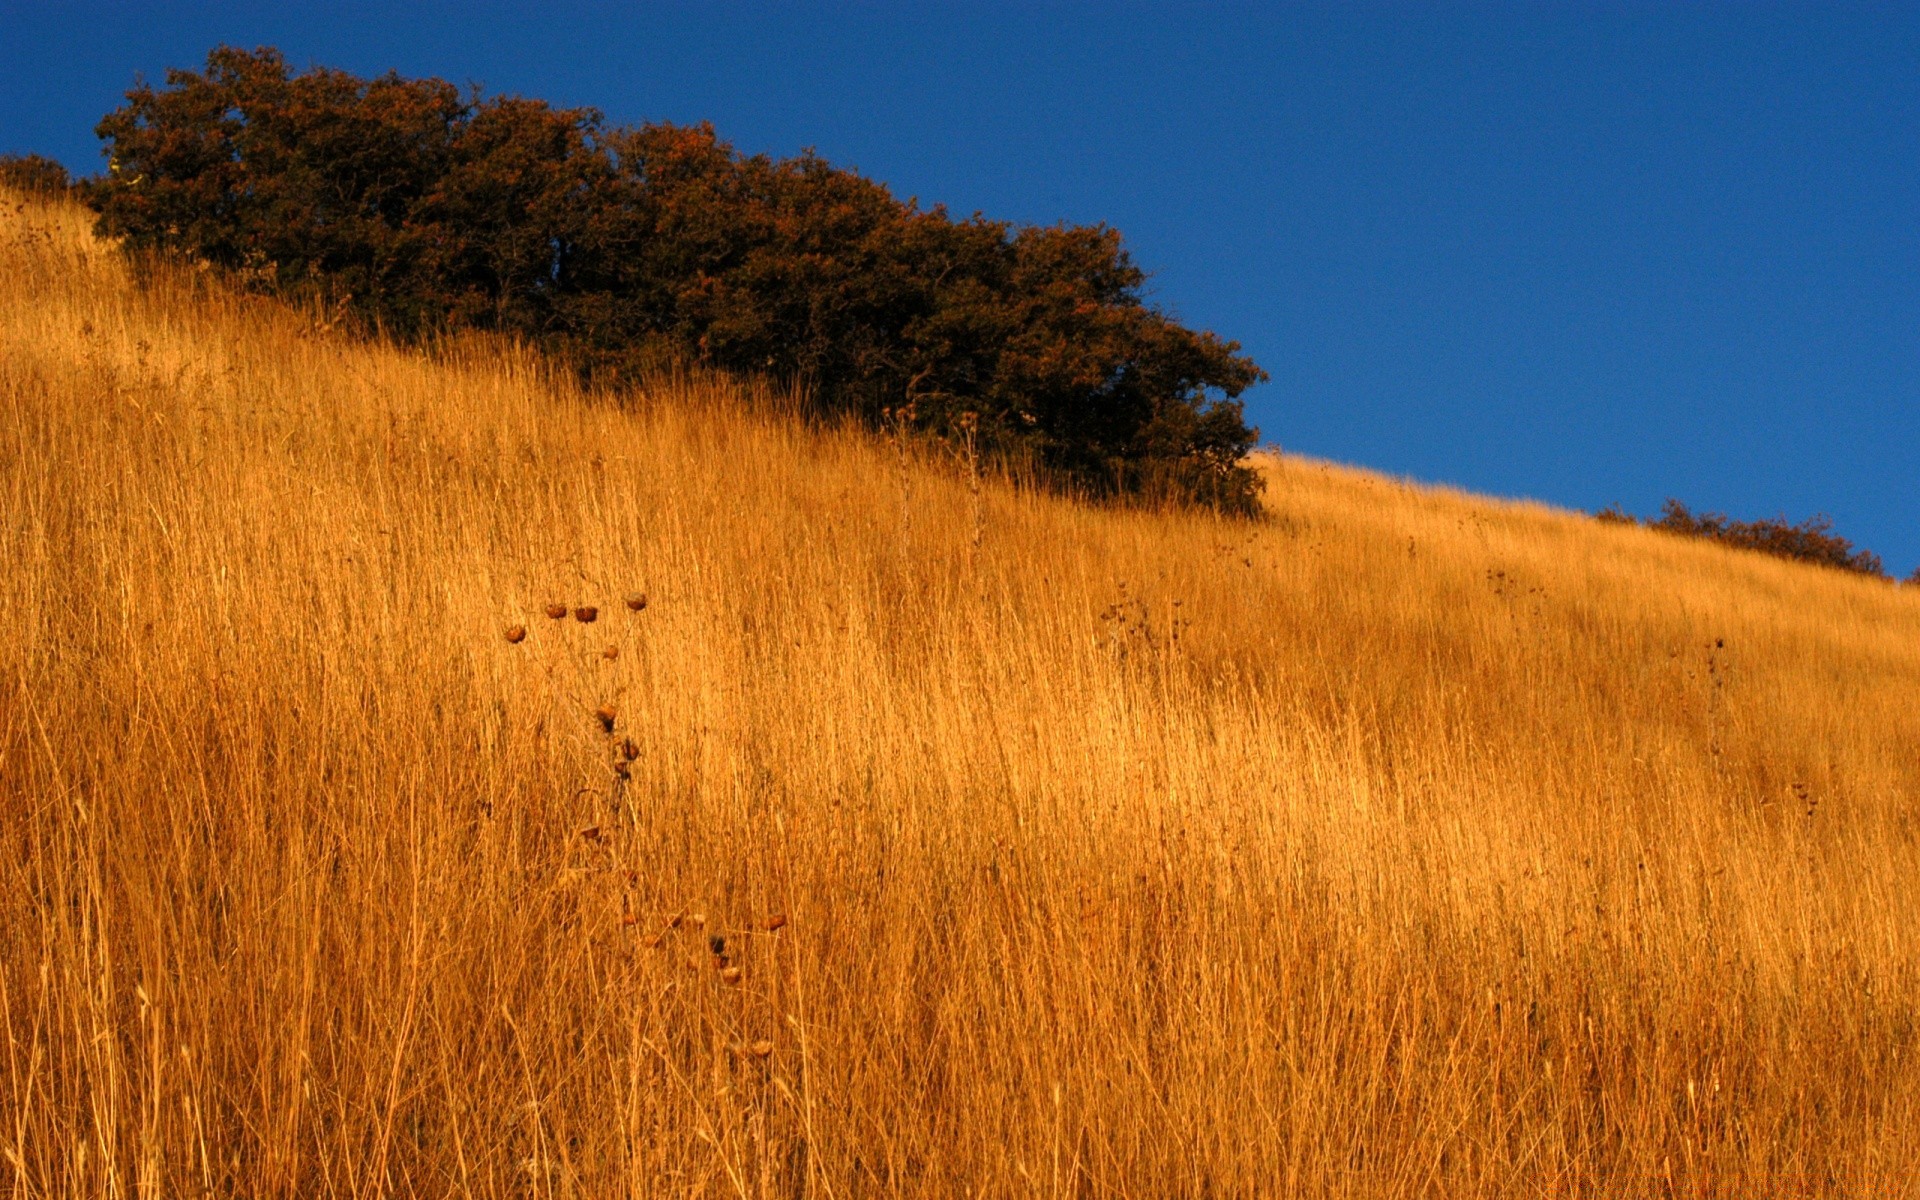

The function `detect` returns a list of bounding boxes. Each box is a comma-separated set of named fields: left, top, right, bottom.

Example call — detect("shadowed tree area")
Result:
left=86, top=46, right=1268, bottom=510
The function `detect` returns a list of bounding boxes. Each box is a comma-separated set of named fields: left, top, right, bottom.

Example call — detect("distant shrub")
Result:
left=83, top=46, right=1267, bottom=512
left=1600, top=498, right=1889, bottom=579
left=0, top=153, right=71, bottom=194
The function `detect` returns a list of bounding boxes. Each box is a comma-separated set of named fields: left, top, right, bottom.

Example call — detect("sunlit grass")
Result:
left=4, top=187, right=1918, bottom=1197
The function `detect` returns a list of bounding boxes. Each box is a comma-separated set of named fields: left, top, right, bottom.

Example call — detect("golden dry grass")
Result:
left=4, top=186, right=1919, bottom=1198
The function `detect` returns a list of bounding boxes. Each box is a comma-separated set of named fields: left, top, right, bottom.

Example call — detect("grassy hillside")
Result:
left=4, top=187, right=1919, bottom=1197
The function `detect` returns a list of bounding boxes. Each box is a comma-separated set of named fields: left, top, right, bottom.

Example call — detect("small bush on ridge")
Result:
left=1600, top=498, right=1890, bottom=579
left=0, top=153, right=71, bottom=194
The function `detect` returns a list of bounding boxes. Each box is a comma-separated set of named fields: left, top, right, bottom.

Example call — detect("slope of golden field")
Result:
left=4, top=187, right=1919, bottom=1198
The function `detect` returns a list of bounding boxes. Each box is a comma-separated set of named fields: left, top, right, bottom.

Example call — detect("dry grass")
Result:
left=4, top=186, right=1919, bottom=1198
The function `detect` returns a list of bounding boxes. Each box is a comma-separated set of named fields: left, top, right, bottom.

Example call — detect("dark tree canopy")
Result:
left=87, top=47, right=1268, bottom=510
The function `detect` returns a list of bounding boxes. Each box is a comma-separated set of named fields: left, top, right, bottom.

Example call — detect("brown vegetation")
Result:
left=1600, top=499, right=1891, bottom=579
left=0, top=153, right=71, bottom=195
left=5, top=187, right=1920, bottom=1196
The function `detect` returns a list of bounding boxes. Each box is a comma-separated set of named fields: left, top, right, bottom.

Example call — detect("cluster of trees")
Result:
left=82, top=47, right=1266, bottom=510
left=1598, top=499, right=1906, bottom=581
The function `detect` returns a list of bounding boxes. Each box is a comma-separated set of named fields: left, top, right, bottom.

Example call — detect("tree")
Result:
left=87, top=47, right=1269, bottom=510
left=89, top=47, right=609, bottom=337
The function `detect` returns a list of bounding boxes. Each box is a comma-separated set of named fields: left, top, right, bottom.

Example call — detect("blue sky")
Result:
left=5, top=2, right=1915, bottom=574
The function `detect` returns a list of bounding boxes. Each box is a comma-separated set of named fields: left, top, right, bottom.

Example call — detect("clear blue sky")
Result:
left=5, top=3, right=1915, bottom=574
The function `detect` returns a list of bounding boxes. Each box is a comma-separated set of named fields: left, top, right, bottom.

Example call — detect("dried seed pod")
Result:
left=602, top=644, right=619, bottom=660
left=709, top=935, right=726, bottom=957
left=749, top=1040, right=774, bottom=1059
left=624, top=592, right=648, bottom=611
left=764, top=913, right=789, bottom=932
left=545, top=603, right=568, bottom=620
left=620, top=737, right=640, bottom=761
left=574, top=606, right=599, bottom=623
left=594, top=705, right=616, bottom=733
left=504, top=625, right=527, bottom=644
left=719, top=965, right=743, bottom=985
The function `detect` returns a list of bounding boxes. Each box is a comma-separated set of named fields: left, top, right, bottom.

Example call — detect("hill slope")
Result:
left=4, top=189, right=1919, bottom=1197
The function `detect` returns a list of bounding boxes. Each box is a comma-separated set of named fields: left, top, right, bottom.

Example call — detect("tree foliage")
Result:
left=87, top=47, right=1267, bottom=510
